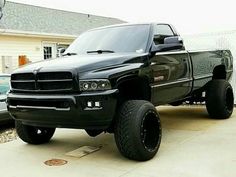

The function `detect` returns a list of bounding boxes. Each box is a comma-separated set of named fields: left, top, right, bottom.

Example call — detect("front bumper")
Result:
left=7, top=89, right=118, bottom=129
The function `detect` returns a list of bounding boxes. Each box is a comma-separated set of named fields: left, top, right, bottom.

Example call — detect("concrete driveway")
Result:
left=0, top=106, right=235, bottom=177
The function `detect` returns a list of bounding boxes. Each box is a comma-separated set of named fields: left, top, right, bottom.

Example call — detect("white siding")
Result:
left=0, top=35, right=74, bottom=73
left=0, top=58, right=2, bottom=72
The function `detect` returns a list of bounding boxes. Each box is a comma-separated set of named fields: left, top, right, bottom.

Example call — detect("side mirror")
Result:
left=164, top=36, right=183, bottom=45
left=58, top=48, right=66, bottom=57
left=151, top=36, right=184, bottom=53
left=60, top=48, right=66, bottom=54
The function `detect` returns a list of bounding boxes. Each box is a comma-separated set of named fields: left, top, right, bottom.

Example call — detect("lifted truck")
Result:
left=7, top=23, right=234, bottom=161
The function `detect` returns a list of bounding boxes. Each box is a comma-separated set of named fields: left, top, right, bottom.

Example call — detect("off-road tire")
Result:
left=114, top=100, right=161, bottom=161
left=206, top=80, right=234, bottom=119
left=16, top=121, right=55, bottom=144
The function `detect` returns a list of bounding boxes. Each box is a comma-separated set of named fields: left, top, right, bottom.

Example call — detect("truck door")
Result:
left=150, top=24, right=192, bottom=105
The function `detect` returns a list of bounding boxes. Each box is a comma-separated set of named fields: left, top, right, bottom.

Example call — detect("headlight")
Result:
left=79, top=79, right=111, bottom=91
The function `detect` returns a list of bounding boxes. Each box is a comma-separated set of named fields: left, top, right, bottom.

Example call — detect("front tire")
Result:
left=114, top=100, right=161, bottom=161
left=16, top=121, right=55, bottom=144
left=206, top=80, right=234, bottom=119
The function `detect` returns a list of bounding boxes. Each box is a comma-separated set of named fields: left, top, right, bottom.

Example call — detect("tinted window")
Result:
left=155, top=25, right=174, bottom=36
left=0, top=76, right=10, bottom=95
left=66, top=25, right=150, bottom=54
left=153, top=25, right=175, bottom=45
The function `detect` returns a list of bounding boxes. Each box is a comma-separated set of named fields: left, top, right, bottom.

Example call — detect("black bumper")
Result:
left=7, top=89, right=118, bottom=129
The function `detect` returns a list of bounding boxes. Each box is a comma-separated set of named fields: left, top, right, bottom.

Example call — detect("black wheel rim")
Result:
left=141, top=110, right=161, bottom=152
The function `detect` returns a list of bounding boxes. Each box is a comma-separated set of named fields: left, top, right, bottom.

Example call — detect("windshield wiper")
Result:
left=87, top=50, right=115, bottom=54
left=62, top=52, right=77, bottom=56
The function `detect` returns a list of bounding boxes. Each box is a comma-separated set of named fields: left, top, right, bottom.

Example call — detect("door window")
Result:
left=43, top=43, right=56, bottom=60
left=44, top=46, right=52, bottom=59
left=154, top=24, right=175, bottom=45
left=155, top=25, right=174, bottom=36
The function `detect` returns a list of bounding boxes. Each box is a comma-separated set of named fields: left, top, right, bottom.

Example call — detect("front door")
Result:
left=43, top=43, right=56, bottom=60
left=1, top=56, right=13, bottom=73
left=150, top=24, right=192, bottom=105
left=150, top=51, right=191, bottom=105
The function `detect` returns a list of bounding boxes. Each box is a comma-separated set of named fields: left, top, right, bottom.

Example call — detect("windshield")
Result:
left=65, top=24, right=150, bottom=54
left=0, top=76, right=10, bottom=95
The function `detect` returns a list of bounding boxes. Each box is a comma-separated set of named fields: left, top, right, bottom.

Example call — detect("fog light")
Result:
left=95, top=101, right=100, bottom=107
left=87, top=101, right=92, bottom=107
left=202, top=91, right=206, bottom=97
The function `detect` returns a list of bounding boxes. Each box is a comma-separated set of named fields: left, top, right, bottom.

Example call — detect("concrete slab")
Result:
left=0, top=106, right=236, bottom=177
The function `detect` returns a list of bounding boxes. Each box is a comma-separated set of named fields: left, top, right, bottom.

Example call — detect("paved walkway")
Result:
left=0, top=106, right=235, bottom=177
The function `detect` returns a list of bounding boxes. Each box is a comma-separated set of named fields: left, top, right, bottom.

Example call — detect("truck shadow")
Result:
left=21, top=131, right=133, bottom=165
left=158, top=105, right=222, bottom=131
left=158, top=105, right=209, bottom=119
left=16, top=105, right=227, bottom=163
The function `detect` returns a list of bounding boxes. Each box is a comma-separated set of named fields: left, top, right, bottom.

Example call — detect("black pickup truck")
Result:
left=7, top=23, right=234, bottom=161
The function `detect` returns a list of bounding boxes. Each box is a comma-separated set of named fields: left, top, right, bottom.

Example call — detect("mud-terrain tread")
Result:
left=16, top=121, right=55, bottom=144
left=206, top=79, right=234, bottom=119
left=114, top=100, right=161, bottom=161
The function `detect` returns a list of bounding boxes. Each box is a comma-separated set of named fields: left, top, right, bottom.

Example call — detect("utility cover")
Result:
left=65, top=146, right=101, bottom=158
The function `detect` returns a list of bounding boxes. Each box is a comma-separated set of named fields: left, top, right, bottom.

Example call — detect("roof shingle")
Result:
left=0, top=1, right=125, bottom=36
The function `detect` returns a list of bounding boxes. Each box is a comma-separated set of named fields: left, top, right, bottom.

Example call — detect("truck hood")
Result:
left=14, top=53, right=148, bottom=74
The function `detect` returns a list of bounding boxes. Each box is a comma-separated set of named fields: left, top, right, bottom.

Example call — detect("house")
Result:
left=0, top=1, right=124, bottom=73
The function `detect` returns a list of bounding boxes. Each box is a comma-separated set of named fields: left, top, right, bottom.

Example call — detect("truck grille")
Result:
left=11, top=72, right=74, bottom=92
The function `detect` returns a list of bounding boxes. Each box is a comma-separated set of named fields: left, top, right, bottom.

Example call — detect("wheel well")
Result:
left=213, top=65, right=226, bottom=80
left=117, top=77, right=151, bottom=102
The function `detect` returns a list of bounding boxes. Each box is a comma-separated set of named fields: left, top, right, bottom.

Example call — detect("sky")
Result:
left=9, top=0, right=236, bottom=35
